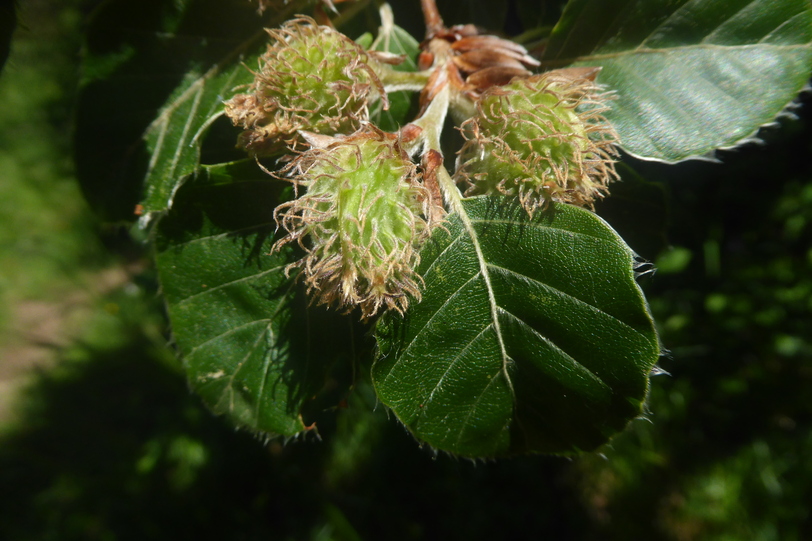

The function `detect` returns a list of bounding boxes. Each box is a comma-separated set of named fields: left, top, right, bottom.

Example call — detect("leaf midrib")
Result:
left=161, top=220, right=276, bottom=250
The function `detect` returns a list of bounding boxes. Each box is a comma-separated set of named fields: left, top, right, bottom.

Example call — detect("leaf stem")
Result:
left=378, top=66, right=432, bottom=93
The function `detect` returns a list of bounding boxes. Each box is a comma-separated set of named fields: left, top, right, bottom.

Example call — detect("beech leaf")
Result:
left=373, top=196, right=660, bottom=457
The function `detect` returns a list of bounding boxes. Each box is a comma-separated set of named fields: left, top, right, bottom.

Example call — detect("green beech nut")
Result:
left=224, top=17, right=386, bottom=156
left=273, top=128, right=430, bottom=318
left=457, top=70, right=619, bottom=216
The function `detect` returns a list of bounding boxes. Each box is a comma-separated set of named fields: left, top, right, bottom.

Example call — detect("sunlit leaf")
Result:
left=543, top=0, right=812, bottom=162
left=373, top=196, right=660, bottom=457
left=141, top=59, right=257, bottom=218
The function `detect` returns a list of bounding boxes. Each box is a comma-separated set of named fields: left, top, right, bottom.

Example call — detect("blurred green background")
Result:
left=1, top=1, right=811, bottom=539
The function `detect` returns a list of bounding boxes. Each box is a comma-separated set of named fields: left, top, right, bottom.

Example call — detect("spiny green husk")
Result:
left=457, top=71, right=619, bottom=216
left=273, top=129, right=432, bottom=319
left=224, top=17, right=385, bottom=156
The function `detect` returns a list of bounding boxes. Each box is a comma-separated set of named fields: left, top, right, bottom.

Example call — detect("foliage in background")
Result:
left=0, top=0, right=109, bottom=341
left=0, top=0, right=15, bottom=71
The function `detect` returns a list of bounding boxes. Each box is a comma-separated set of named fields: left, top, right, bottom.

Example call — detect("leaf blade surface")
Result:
left=155, top=162, right=358, bottom=436
left=542, top=0, right=812, bottom=161
left=374, top=197, right=660, bottom=457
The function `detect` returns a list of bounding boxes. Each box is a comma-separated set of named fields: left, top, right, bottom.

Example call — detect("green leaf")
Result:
left=74, top=0, right=315, bottom=222
left=155, top=161, right=360, bottom=436
left=369, top=5, right=421, bottom=132
left=141, top=51, right=262, bottom=218
left=373, top=196, right=660, bottom=457
left=542, top=0, right=812, bottom=162
left=140, top=0, right=320, bottom=218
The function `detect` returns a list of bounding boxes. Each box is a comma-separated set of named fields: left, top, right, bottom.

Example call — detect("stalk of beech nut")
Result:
left=273, top=127, right=432, bottom=319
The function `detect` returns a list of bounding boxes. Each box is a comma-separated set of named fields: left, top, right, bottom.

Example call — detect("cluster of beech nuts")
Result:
left=224, top=15, right=618, bottom=318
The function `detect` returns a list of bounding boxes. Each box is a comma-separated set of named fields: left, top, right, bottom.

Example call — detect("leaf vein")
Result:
left=423, top=322, right=495, bottom=409
left=637, top=0, right=694, bottom=50
left=700, top=0, right=761, bottom=45
left=175, top=264, right=288, bottom=307
left=468, top=216, right=617, bottom=244
left=419, top=229, right=466, bottom=279
left=254, top=322, right=275, bottom=421
left=163, top=221, right=276, bottom=249
left=167, top=83, right=205, bottom=185
left=497, top=307, right=610, bottom=391
left=759, top=10, right=810, bottom=44
left=457, top=199, right=514, bottom=405
left=382, top=269, right=484, bottom=379
left=455, top=368, right=508, bottom=449
left=486, top=263, right=648, bottom=340
left=227, top=323, right=270, bottom=415
left=185, top=318, right=273, bottom=359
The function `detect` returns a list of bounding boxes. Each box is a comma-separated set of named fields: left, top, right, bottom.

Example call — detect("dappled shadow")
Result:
left=155, top=161, right=374, bottom=434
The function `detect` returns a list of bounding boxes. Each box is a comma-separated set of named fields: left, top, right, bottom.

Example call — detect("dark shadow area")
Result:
left=0, top=0, right=16, bottom=72
left=0, top=326, right=597, bottom=541
left=594, top=161, right=669, bottom=261
left=9, top=0, right=812, bottom=539
left=0, top=335, right=331, bottom=541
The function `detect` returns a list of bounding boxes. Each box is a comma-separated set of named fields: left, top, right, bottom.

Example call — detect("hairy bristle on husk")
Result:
left=272, top=128, right=432, bottom=319
left=224, top=17, right=385, bottom=156
left=457, top=71, right=620, bottom=216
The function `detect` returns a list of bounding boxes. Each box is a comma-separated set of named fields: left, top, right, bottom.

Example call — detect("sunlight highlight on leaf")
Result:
left=543, top=0, right=812, bottom=162
left=373, top=196, right=660, bottom=457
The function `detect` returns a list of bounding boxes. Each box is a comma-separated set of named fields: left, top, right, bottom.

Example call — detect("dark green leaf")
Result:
left=140, top=49, right=258, bottom=217
left=74, top=0, right=268, bottom=221
left=543, top=0, right=812, bottom=162
left=155, top=161, right=360, bottom=436
left=373, top=196, right=660, bottom=457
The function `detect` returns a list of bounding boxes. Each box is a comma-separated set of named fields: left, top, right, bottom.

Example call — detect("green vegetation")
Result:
left=1, top=0, right=811, bottom=539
